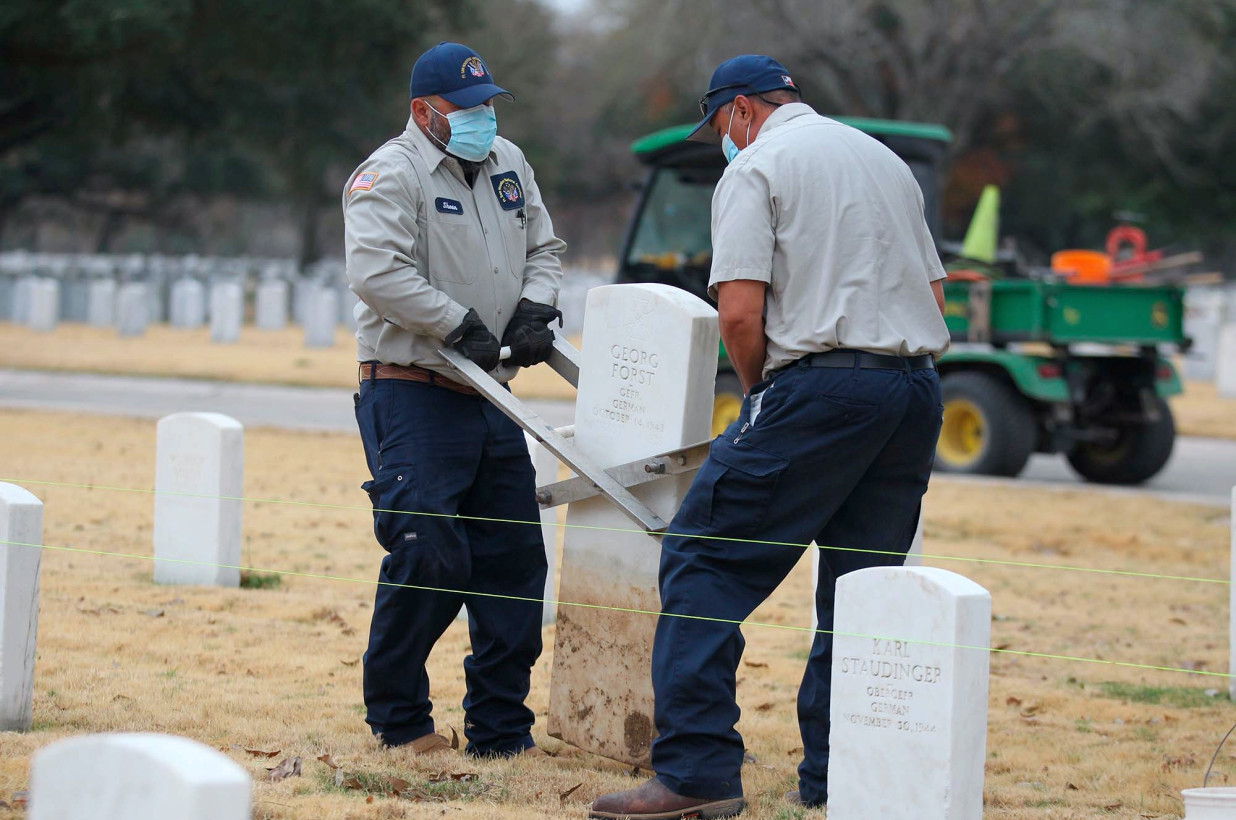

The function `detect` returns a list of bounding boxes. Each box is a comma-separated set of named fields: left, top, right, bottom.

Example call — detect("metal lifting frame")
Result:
left=439, top=334, right=710, bottom=535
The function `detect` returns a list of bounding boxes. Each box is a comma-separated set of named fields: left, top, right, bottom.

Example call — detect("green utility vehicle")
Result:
left=615, top=120, right=1186, bottom=484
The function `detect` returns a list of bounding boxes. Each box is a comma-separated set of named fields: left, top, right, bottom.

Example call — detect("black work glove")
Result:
left=500, top=300, right=564, bottom=368
left=445, top=308, right=501, bottom=372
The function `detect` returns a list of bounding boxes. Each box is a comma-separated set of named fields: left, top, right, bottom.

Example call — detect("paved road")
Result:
left=2, top=369, right=1232, bottom=506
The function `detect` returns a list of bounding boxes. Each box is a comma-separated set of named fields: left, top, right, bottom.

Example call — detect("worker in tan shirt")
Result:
left=342, top=41, right=565, bottom=758
left=592, top=54, right=948, bottom=820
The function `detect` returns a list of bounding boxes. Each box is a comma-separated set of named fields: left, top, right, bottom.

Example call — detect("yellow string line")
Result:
left=2, top=475, right=1230, bottom=587
left=2, top=536, right=1232, bottom=681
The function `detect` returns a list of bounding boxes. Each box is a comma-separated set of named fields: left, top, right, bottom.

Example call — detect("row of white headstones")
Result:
left=2, top=284, right=1225, bottom=818
left=15, top=276, right=350, bottom=348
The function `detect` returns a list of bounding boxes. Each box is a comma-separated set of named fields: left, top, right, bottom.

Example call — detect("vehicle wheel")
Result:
left=1066, top=395, right=1175, bottom=485
left=712, top=371, right=744, bottom=438
left=936, top=372, right=1037, bottom=477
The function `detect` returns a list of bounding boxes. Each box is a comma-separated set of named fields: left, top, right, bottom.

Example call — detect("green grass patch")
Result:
left=240, top=571, right=282, bottom=590
left=1097, top=681, right=1226, bottom=708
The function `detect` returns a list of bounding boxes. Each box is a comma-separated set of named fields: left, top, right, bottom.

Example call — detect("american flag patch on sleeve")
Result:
left=349, top=171, right=379, bottom=195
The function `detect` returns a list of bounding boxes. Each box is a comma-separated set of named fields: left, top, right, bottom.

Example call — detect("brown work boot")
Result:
left=589, top=778, right=745, bottom=819
left=784, top=789, right=804, bottom=805
left=405, top=732, right=453, bottom=755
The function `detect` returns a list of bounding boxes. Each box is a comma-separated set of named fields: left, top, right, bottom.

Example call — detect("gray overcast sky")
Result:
left=539, top=0, right=589, bottom=13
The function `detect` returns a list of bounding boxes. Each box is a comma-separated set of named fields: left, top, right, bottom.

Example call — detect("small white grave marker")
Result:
left=27, top=279, right=60, bottom=333
left=827, top=566, right=991, bottom=820
left=1217, top=324, right=1236, bottom=399
left=170, top=279, right=206, bottom=328
left=547, top=283, right=718, bottom=765
left=304, top=286, right=338, bottom=348
left=0, top=483, right=42, bottom=731
left=87, top=279, right=117, bottom=327
left=209, top=282, right=243, bottom=344
left=30, top=733, right=251, bottom=820
left=116, top=283, right=149, bottom=338
left=254, top=280, right=289, bottom=330
left=153, top=413, right=243, bottom=587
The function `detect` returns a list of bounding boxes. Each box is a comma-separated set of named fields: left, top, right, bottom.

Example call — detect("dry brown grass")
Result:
left=0, top=321, right=577, bottom=401
left=1170, top=380, right=1236, bottom=441
left=0, top=407, right=1232, bottom=819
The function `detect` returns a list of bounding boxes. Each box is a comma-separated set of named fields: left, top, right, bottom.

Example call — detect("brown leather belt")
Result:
left=357, top=362, right=481, bottom=396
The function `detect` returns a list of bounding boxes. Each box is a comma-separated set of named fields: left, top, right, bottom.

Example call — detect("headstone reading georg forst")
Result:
left=827, top=566, right=991, bottom=820
left=304, top=285, right=339, bottom=348
left=153, top=413, right=243, bottom=587
left=0, top=483, right=42, bottom=732
left=254, top=279, right=289, bottom=331
left=170, top=278, right=206, bottom=328
left=548, top=283, right=718, bottom=766
left=116, top=283, right=150, bottom=338
left=209, top=281, right=243, bottom=344
left=30, top=733, right=251, bottom=820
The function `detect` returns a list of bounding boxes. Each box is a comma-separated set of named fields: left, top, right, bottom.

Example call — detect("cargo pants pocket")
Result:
left=692, top=440, right=790, bottom=540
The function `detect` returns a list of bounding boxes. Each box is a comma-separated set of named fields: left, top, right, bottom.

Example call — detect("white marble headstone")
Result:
left=303, top=286, right=338, bottom=348
left=0, top=483, right=42, bottom=731
left=87, top=279, right=117, bottom=327
left=170, top=279, right=206, bottom=328
left=1217, top=324, right=1236, bottom=399
left=1229, top=486, right=1235, bottom=701
left=30, top=733, right=251, bottom=820
left=548, top=283, right=718, bottom=765
left=116, top=283, right=150, bottom=338
left=209, top=282, right=243, bottom=344
left=827, top=566, right=991, bottom=820
left=153, top=413, right=243, bottom=587
left=254, top=280, right=289, bottom=331
left=28, top=279, right=60, bottom=333
left=13, top=276, right=37, bottom=324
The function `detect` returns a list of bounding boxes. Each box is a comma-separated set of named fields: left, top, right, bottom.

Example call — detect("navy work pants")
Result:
left=650, top=360, right=942, bottom=805
left=354, top=376, right=545, bottom=755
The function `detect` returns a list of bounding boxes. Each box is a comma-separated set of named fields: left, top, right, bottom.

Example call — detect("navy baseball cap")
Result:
left=687, top=54, right=798, bottom=143
left=409, top=42, right=514, bottom=108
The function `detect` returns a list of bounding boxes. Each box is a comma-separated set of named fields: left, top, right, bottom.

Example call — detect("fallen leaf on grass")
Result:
left=1104, top=802, right=1123, bottom=810
left=429, top=771, right=477, bottom=783
left=559, top=783, right=583, bottom=803
left=1170, top=617, right=1187, bottom=626
left=753, top=702, right=774, bottom=712
left=237, top=746, right=281, bottom=758
left=267, top=756, right=302, bottom=782
left=1005, top=696, right=1022, bottom=707
left=340, top=659, right=359, bottom=667
left=742, top=660, right=768, bottom=669
left=318, top=753, right=339, bottom=769
left=335, top=770, right=363, bottom=790
left=387, top=776, right=411, bottom=795
left=450, top=727, right=460, bottom=750
left=1066, top=783, right=1079, bottom=790
left=1162, top=754, right=1197, bottom=771
left=994, top=642, right=1011, bottom=651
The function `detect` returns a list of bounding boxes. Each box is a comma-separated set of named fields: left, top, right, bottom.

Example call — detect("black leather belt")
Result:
left=800, top=349, right=935, bottom=371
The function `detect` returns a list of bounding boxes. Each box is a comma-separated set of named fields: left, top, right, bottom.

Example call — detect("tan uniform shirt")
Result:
left=708, top=103, right=950, bottom=377
left=342, top=116, right=566, bottom=384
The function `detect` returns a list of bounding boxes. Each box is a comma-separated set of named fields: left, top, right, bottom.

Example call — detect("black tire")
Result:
left=936, top=372, right=1037, bottom=477
left=1066, top=395, right=1175, bottom=485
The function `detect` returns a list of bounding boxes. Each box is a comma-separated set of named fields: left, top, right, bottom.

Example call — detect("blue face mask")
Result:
left=428, top=102, right=497, bottom=162
left=721, top=105, right=750, bottom=164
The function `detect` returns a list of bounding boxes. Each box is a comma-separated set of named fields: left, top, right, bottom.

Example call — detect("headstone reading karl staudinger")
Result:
left=0, top=483, right=42, bottom=732
left=547, top=283, right=718, bottom=766
left=827, top=565, right=991, bottom=820
left=30, top=733, right=251, bottom=820
left=152, top=413, right=244, bottom=587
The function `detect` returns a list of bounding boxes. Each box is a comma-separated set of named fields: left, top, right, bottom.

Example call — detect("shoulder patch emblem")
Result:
left=349, top=171, right=378, bottom=195
left=489, top=172, right=524, bottom=211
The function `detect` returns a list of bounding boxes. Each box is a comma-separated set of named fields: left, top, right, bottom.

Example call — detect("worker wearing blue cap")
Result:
left=591, top=55, right=949, bottom=819
left=342, top=42, right=566, bottom=758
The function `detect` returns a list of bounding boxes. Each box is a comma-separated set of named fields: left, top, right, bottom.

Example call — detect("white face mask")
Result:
left=721, top=104, right=750, bottom=164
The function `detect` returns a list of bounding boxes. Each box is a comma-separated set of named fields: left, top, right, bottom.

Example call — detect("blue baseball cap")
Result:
left=409, top=42, right=514, bottom=108
left=687, top=54, right=798, bottom=143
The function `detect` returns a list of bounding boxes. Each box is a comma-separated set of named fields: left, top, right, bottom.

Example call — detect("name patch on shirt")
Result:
left=489, top=172, right=524, bottom=211
left=349, top=171, right=378, bottom=195
left=435, top=197, right=464, bottom=215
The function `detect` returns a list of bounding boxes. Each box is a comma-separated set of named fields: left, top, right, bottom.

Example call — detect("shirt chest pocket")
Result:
left=498, top=211, right=526, bottom=279
left=425, top=216, right=481, bottom=285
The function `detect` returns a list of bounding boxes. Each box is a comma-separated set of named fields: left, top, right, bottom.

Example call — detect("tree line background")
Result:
left=4, top=0, right=1235, bottom=271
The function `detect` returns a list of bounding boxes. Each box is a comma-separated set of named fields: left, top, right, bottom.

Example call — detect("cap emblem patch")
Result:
left=462, top=57, right=487, bottom=79
left=781, top=74, right=795, bottom=87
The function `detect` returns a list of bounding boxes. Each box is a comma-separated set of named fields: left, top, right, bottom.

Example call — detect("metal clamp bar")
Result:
left=439, top=347, right=669, bottom=533
left=535, top=441, right=711, bottom=509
